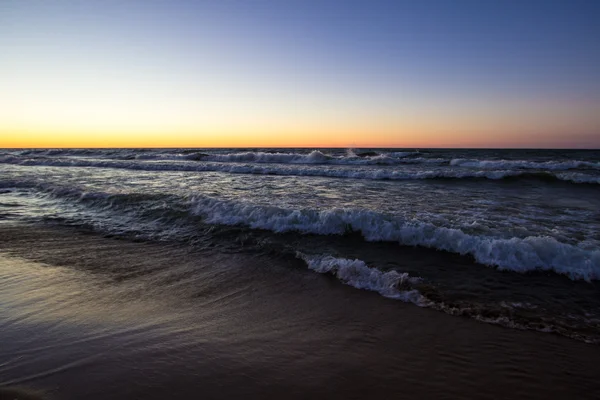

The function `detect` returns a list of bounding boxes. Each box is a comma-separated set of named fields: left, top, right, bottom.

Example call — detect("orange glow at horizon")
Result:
left=3, top=123, right=597, bottom=149
left=1, top=128, right=413, bottom=148
left=2, top=92, right=598, bottom=149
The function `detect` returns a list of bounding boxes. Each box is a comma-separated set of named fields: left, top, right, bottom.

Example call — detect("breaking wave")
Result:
left=3, top=149, right=598, bottom=171
left=296, top=253, right=429, bottom=304
left=5, top=180, right=598, bottom=281
left=188, top=197, right=600, bottom=281
left=186, top=150, right=421, bottom=165
left=295, top=253, right=600, bottom=343
left=451, top=158, right=600, bottom=171
left=1, top=155, right=598, bottom=184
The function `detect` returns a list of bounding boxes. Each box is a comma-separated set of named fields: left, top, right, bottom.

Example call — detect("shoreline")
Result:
left=1, top=223, right=599, bottom=399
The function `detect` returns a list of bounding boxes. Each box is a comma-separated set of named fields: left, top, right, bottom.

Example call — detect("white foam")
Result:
left=187, top=150, right=422, bottom=165
left=188, top=197, right=600, bottom=281
left=555, top=172, right=600, bottom=184
left=295, top=253, right=599, bottom=343
left=450, top=158, right=600, bottom=171
left=3, top=174, right=598, bottom=281
left=2, top=155, right=598, bottom=184
left=296, top=253, right=428, bottom=304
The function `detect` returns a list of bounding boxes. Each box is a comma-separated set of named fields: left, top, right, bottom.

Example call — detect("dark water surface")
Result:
left=0, top=148, right=599, bottom=398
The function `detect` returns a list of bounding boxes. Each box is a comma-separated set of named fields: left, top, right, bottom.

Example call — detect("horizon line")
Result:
left=1, top=146, right=599, bottom=150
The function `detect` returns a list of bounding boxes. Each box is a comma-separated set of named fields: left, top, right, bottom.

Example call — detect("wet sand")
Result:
left=1, top=224, right=599, bottom=399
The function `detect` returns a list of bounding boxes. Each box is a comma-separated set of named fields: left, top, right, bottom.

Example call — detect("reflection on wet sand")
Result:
left=1, top=225, right=599, bottom=399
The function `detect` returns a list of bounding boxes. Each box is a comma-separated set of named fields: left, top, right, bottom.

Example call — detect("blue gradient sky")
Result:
left=1, top=0, right=599, bottom=147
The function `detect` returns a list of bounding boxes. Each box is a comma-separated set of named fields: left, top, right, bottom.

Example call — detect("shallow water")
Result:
left=1, top=225, right=599, bottom=399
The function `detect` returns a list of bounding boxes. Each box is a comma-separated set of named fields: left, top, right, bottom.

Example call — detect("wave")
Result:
left=296, top=253, right=429, bottom=304
left=4, top=148, right=181, bottom=162
left=7, top=182, right=600, bottom=281
left=1, top=155, right=599, bottom=184
left=4, top=149, right=598, bottom=171
left=185, top=150, right=425, bottom=165
left=184, top=150, right=600, bottom=171
left=451, top=158, right=600, bottom=171
left=12, top=148, right=148, bottom=158
left=187, top=196, right=599, bottom=281
left=14, top=149, right=108, bottom=157
left=296, top=253, right=599, bottom=343
left=190, top=153, right=600, bottom=171
left=16, top=181, right=594, bottom=281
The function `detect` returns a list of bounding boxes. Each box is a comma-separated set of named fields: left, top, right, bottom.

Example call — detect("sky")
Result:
left=1, top=0, right=599, bottom=148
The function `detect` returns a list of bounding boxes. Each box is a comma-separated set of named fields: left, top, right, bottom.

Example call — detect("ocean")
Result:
left=1, top=148, right=599, bottom=399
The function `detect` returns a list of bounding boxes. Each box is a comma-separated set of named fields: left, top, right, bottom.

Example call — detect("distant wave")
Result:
left=185, top=150, right=427, bottom=165
left=7, top=148, right=180, bottom=161
left=190, top=151, right=600, bottom=170
left=4, top=149, right=422, bottom=164
left=5, top=181, right=598, bottom=281
left=13, top=148, right=154, bottom=159
left=4, top=149, right=598, bottom=170
left=15, top=149, right=110, bottom=157
left=1, top=155, right=599, bottom=184
left=451, top=158, right=600, bottom=171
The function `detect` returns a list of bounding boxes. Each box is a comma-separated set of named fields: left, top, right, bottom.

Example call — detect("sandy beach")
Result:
left=1, top=224, right=599, bottom=399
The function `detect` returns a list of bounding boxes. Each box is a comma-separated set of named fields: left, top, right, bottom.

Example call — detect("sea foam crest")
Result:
left=296, top=252, right=428, bottom=304
left=2, top=155, right=599, bottom=184
left=295, top=252, right=600, bottom=343
left=3, top=177, right=598, bottom=281
left=188, top=150, right=419, bottom=165
left=189, top=197, right=600, bottom=281
left=451, top=158, right=600, bottom=171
